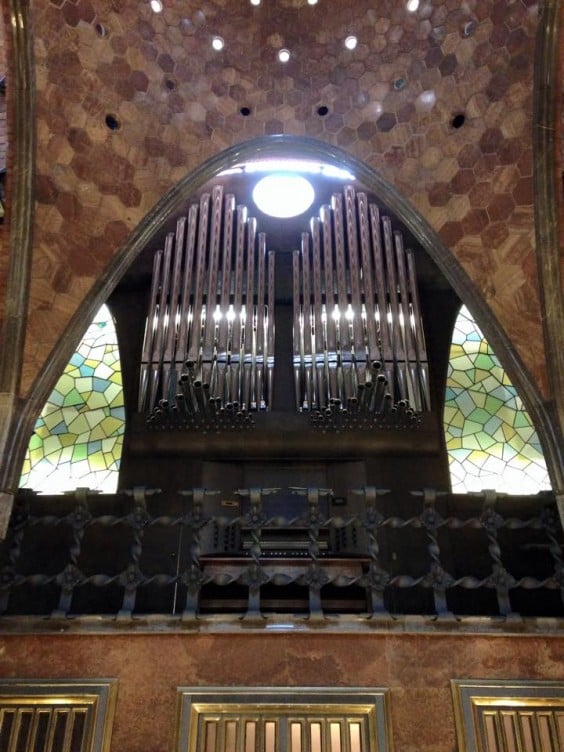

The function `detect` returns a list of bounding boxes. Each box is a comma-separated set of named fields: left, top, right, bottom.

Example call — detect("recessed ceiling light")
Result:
left=406, top=0, right=419, bottom=11
left=253, top=174, right=315, bottom=218
left=212, top=36, right=224, bottom=51
left=278, top=48, right=290, bottom=63
left=344, top=35, right=358, bottom=50
left=250, top=0, right=261, bottom=5
left=307, top=0, right=318, bottom=4
left=149, top=0, right=163, bottom=12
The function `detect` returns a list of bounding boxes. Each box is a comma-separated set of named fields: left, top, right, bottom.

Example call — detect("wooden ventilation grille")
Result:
left=176, top=689, right=391, bottom=752
left=196, top=712, right=371, bottom=752
left=139, top=185, right=275, bottom=427
left=451, top=680, right=564, bottom=752
left=293, top=185, right=429, bottom=426
left=0, top=680, right=117, bottom=752
left=0, top=705, right=89, bottom=752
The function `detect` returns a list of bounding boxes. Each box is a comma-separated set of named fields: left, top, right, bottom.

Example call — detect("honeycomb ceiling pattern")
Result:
left=6, top=0, right=548, bottom=394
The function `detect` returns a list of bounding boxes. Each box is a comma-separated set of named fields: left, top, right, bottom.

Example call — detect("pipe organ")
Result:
left=293, top=186, right=430, bottom=428
left=139, top=185, right=275, bottom=426
left=138, top=183, right=430, bottom=431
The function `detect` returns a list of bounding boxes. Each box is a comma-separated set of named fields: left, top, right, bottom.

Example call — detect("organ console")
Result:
left=138, top=181, right=430, bottom=433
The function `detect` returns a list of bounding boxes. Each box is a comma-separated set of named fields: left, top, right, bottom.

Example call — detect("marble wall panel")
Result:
left=0, top=632, right=562, bottom=752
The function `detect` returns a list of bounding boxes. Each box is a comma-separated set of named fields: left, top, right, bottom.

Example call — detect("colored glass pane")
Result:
left=444, top=305, right=550, bottom=494
left=19, top=305, right=124, bottom=494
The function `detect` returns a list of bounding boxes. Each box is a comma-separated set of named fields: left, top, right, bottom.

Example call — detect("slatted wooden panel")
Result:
left=0, top=681, right=117, bottom=752
left=177, top=690, right=391, bottom=752
left=477, top=707, right=564, bottom=752
left=194, top=712, right=371, bottom=752
left=452, top=681, right=564, bottom=752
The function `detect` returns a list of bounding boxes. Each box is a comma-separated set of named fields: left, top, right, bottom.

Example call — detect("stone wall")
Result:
left=0, top=631, right=562, bottom=752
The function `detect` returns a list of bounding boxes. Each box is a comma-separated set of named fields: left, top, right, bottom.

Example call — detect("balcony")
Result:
left=0, top=486, right=561, bottom=628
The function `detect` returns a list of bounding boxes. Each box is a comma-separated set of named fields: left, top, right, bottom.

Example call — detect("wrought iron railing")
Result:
left=0, top=487, right=561, bottom=621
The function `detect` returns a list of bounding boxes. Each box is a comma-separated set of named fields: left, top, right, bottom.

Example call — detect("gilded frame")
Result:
left=451, top=679, right=564, bottom=752
left=175, top=687, right=393, bottom=752
left=0, top=679, right=118, bottom=752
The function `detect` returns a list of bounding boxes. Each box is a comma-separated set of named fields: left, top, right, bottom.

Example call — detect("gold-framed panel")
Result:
left=176, top=687, right=392, bottom=752
left=451, top=679, right=564, bottom=752
left=0, top=679, right=118, bottom=752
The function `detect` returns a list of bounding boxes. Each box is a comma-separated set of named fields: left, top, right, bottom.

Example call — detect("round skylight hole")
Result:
left=344, top=35, right=358, bottom=50
left=278, top=48, right=291, bottom=63
left=307, top=0, right=318, bottom=5
left=212, top=36, right=224, bottom=51
left=252, top=174, right=315, bottom=218
left=149, top=0, right=163, bottom=13
left=250, top=0, right=261, bottom=5
left=406, top=0, right=419, bottom=11
left=462, top=20, right=477, bottom=36
left=105, top=114, right=120, bottom=130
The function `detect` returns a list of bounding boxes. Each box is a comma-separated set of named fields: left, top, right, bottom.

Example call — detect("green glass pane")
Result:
left=19, top=305, right=125, bottom=494
left=444, top=305, right=550, bottom=494
left=63, top=387, right=84, bottom=407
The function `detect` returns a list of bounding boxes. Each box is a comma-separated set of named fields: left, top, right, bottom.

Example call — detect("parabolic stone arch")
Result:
left=5, top=136, right=561, bottom=496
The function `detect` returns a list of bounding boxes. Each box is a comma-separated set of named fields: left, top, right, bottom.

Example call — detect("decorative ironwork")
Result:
left=0, top=486, right=561, bottom=621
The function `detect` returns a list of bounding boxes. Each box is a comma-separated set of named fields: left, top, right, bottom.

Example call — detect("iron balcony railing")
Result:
left=0, top=487, right=561, bottom=622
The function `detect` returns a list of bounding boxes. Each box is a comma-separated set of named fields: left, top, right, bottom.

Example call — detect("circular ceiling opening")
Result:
left=252, top=174, right=315, bottom=218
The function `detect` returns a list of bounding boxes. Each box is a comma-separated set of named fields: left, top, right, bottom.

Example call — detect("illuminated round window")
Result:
left=252, top=174, right=315, bottom=218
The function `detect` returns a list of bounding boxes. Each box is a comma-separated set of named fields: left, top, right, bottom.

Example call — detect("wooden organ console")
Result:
left=137, top=183, right=430, bottom=433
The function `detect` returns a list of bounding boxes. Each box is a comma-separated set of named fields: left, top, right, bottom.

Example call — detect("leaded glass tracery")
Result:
left=444, top=305, right=550, bottom=494
left=19, top=305, right=125, bottom=494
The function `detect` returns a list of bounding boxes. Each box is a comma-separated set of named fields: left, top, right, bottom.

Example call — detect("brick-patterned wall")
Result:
left=8, top=0, right=548, bottom=397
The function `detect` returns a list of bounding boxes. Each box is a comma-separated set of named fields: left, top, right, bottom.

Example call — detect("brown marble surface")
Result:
left=0, top=632, right=562, bottom=752
left=0, top=0, right=551, bottom=396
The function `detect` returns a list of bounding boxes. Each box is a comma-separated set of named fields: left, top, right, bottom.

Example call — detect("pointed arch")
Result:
left=4, top=136, right=561, bottom=495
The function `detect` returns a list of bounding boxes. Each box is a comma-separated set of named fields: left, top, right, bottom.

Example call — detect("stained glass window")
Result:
left=19, top=305, right=125, bottom=494
left=444, top=305, right=550, bottom=494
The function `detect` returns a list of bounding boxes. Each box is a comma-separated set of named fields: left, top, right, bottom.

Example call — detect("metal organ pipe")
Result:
left=140, top=182, right=430, bottom=431
left=140, top=191, right=274, bottom=426
left=292, top=185, right=430, bottom=425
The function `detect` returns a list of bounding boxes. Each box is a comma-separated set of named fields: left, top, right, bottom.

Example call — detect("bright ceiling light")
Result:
left=278, top=48, right=291, bottom=63
left=212, top=36, right=225, bottom=51
left=253, top=174, right=315, bottom=218
left=250, top=0, right=261, bottom=4
left=406, top=0, right=419, bottom=11
left=344, top=35, right=358, bottom=50
left=219, top=159, right=355, bottom=181
left=307, top=0, right=318, bottom=5
left=149, top=0, right=163, bottom=12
